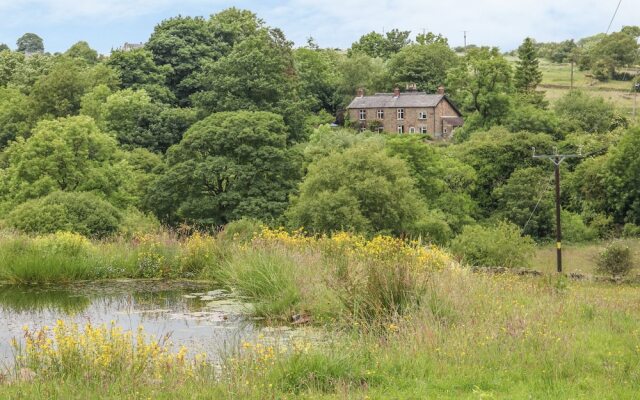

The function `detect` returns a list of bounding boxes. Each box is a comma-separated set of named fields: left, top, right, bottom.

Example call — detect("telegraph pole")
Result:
left=533, top=147, right=582, bottom=273
left=463, top=31, right=468, bottom=50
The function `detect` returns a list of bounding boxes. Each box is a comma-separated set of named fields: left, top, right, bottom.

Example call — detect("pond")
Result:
left=0, top=280, right=304, bottom=366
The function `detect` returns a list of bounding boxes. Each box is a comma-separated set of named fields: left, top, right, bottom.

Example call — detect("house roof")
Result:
left=347, top=92, right=462, bottom=116
left=442, top=116, right=464, bottom=127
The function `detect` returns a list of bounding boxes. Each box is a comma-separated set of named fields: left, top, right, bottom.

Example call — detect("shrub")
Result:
left=596, top=242, right=633, bottom=276
left=561, top=211, right=597, bottom=243
left=6, top=192, right=122, bottom=238
left=450, top=221, right=535, bottom=268
left=179, top=232, right=227, bottom=278
left=622, top=223, right=640, bottom=238
left=219, top=218, right=265, bottom=244
left=117, top=208, right=161, bottom=238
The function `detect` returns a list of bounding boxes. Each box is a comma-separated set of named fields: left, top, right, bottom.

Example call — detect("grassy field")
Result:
left=537, top=60, right=638, bottom=121
left=532, top=238, right=640, bottom=275
left=1, top=228, right=640, bottom=398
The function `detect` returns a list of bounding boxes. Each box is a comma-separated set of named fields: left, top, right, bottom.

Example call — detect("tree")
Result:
left=0, top=44, right=9, bottom=52
left=0, top=116, right=124, bottom=207
left=146, top=16, right=222, bottom=104
left=293, top=47, right=340, bottom=114
left=455, top=128, right=555, bottom=212
left=0, top=88, right=34, bottom=148
left=492, top=167, right=554, bottom=239
left=604, top=127, right=640, bottom=225
left=335, top=52, right=388, bottom=106
left=388, top=43, right=458, bottom=93
left=30, top=58, right=90, bottom=117
left=416, top=32, right=448, bottom=46
left=446, top=47, right=513, bottom=127
left=591, top=31, right=639, bottom=79
left=100, top=89, right=161, bottom=150
left=514, top=38, right=543, bottom=96
left=287, top=141, right=426, bottom=236
left=554, top=90, right=623, bottom=133
left=350, top=29, right=411, bottom=59
left=65, top=41, right=98, bottom=64
left=148, top=111, right=300, bottom=226
left=192, top=29, right=307, bottom=142
left=209, top=7, right=263, bottom=53
left=106, top=48, right=173, bottom=103
left=16, top=33, right=44, bottom=54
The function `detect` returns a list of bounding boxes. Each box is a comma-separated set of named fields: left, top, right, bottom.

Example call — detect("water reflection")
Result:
left=0, top=281, right=259, bottom=364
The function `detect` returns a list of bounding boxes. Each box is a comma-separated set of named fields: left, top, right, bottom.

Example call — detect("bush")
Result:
left=596, top=242, right=633, bottom=276
left=561, top=211, right=597, bottom=243
left=6, top=192, right=122, bottom=238
left=118, top=208, right=161, bottom=238
left=622, top=223, right=640, bottom=238
left=219, top=218, right=265, bottom=244
left=450, top=221, right=535, bottom=268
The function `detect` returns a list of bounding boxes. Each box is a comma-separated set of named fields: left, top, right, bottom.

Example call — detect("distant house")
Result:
left=118, top=42, right=144, bottom=52
left=346, top=85, right=464, bottom=139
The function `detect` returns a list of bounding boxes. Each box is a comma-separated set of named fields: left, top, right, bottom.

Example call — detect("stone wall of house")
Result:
left=348, top=99, right=459, bottom=137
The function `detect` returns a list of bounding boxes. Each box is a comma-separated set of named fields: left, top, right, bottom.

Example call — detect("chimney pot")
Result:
left=357, top=88, right=365, bottom=97
left=406, top=83, right=417, bottom=92
left=393, top=87, right=401, bottom=97
left=437, top=85, right=445, bottom=95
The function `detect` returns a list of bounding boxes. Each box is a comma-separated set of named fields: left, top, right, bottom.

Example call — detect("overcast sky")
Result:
left=0, top=0, right=638, bottom=54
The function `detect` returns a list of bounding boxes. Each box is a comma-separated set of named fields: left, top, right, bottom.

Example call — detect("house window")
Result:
left=397, top=125, right=404, bottom=134
left=397, top=108, right=404, bottom=120
left=377, top=109, right=384, bottom=119
left=443, top=127, right=448, bottom=134
left=418, top=111, right=428, bottom=120
left=409, top=127, right=415, bottom=133
left=359, top=110, right=366, bottom=120
left=420, top=126, right=428, bottom=134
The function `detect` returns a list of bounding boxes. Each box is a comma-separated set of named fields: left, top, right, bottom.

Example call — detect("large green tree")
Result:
left=0, top=116, right=125, bottom=209
left=65, top=41, right=99, bottom=65
left=149, top=111, right=300, bottom=225
left=388, top=43, right=459, bottom=93
left=16, top=33, right=44, bottom=54
left=350, top=29, right=411, bottom=59
left=287, top=142, right=427, bottom=236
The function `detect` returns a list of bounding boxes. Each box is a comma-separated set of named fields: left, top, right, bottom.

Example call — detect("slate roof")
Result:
left=347, top=92, right=461, bottom=116
left=442, top=116, right=465, bottom=126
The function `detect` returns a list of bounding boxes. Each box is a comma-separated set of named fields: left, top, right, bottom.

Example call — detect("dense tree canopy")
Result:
left=149, top=111, right=300, bottom=225
left=16, top=33, right=44, bottom=54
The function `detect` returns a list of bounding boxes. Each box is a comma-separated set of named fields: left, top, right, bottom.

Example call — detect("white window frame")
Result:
left=397, top=125, right=404, bottom=134
left=409, top=126, right=415, bottom=133
left=397, top=108, right=404, bottom=120
left=377, top=109, right=384, bottom=119
left=359, top=109, right=366, bottom=121
left=418, top=111, right=428, bottom=120
left=420, top=126, right=428, bottom=134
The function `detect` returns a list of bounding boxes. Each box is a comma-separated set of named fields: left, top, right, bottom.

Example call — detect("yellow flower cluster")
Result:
left=179, top=232, right=218, bottom=275
left=15, top=320, right=205, bottom=381
left=34, top=231, right=94, bottom=257
left=255, top=228, right=451, bottom=271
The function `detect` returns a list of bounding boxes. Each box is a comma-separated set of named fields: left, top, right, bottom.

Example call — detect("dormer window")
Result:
left=359, top=109, right=366, bottom=120
left=397, top=108, right=404, bottom=120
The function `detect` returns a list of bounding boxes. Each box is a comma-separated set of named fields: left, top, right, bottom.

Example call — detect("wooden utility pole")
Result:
left=570, top=61, right=574, bottom=91
left=533, top=147, right=582, bottom=273
left=463, top=31, right=468, bottom=50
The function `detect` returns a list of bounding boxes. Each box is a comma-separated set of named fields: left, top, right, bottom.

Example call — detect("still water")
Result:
left=0, top=280, right=298, bottom=366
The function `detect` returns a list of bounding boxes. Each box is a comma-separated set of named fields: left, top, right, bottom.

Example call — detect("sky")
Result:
left=0, top=0, right=638, bottom=54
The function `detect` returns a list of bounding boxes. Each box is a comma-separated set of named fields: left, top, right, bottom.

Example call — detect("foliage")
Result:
left=16, top=33, right=44, bottom=53
left=0, top=87, right=34, bottom=147
left=6, top=191, right=122, bottom=237
left=106, top=48, right=173, bottom=103
left=387, top=43, right=458, bottom=93
left=596, top=241, right=633, bottom=276
left=350, top=29, right=411, bottom=59
left=561, top=211, right=597, bottom=243
left=149, top=111, right=300, bottom=226
left=0, top=116, right=130, bottom=208
left=514, top=38, right=543, bottom=93
left=446, top=47, right=513, bottom=127
left=287, top=142, right=426, bottom=236
left=555, top=90, right=623, bottom=133
left=30, top=58, right=91, bottom=117
left=603, top=127, right=640, bottom=225
left=492, top=167, right=554, bottom=239
left=65, top=41, right=99, bottom=64
left=450, top=221, right=535, bottom=268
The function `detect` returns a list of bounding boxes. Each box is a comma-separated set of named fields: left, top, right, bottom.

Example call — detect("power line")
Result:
left=606, top=0, right=623, bottom=34
left=521, top=173, right=555, bottom=235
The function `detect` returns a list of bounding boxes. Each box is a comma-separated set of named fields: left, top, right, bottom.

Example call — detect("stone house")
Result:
left=346, top=85, right=464, bottom=139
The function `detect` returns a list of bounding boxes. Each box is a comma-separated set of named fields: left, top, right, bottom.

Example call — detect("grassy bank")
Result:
left=1, top=229, right=640, bottom=398
left=2, top=268, right=640, bottom=399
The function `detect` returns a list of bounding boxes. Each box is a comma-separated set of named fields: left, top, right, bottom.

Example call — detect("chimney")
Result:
left=356, top=88, right=365, bottom=97
left=406, top=83, right=417, bottom=92
left=393, top=87, right=401, bottom=97
left=437, top=85, right=445, bottom=95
